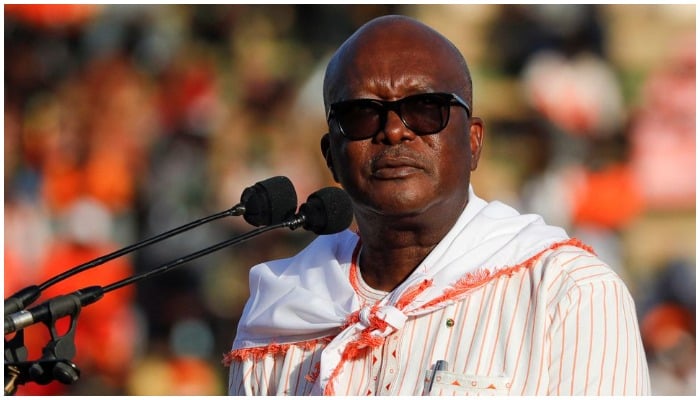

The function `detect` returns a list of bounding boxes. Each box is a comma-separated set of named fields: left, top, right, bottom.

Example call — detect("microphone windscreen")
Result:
left=241, top=176, right=298, bottom=226
left=300, top=187, right=353, bottom=235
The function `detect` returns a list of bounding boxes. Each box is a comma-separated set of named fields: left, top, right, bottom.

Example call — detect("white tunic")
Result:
left=226, top=189, right=651, bottom=395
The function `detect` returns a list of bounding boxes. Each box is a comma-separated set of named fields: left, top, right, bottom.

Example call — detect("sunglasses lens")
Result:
left=401, top=94, right=450, bottom=134
left=334, top=100, right=382, bottom=140
left=331, top=93, right=454, bottom=140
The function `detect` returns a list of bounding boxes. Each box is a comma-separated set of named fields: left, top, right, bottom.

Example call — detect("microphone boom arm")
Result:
left=40, top=208, right=241, bottom=292
left=103, top=223, right=283, bottom=294
left=4, top=185, right=352, bottom=394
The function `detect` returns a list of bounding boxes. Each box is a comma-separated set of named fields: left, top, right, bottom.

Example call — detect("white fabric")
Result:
left=231, top=186, right=570, bottom=394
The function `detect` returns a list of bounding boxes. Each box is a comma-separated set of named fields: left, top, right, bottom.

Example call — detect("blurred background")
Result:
left=3, top=4, right=695, bottom=395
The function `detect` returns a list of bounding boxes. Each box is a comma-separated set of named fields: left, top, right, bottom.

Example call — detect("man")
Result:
left=225, top=15, right=651, bottom=395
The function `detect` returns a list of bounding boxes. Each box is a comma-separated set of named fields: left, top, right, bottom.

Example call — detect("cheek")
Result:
left=434, top=133, right=472, bottom=179
left=433, top=129, right=469, bottom=156
left=331, top=140, right=369, bottom=181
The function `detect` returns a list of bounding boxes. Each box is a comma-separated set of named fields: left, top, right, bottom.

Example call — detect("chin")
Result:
left=345, top=176, right=438, bottom=212
left=369, top=192, right=430, bottom=217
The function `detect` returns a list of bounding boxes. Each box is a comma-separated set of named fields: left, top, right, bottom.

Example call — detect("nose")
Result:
left=376, top=110, right=416, bottom=144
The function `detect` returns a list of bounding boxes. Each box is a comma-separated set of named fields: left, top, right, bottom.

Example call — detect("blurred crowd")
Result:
left=3, top=4, right=695, bottom=395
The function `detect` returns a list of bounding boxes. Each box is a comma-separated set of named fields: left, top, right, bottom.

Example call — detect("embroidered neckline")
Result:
left=349, top=241, right=388, bottom=304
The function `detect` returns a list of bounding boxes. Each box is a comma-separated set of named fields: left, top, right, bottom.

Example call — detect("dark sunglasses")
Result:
left=326, top=92, right=471, bottom=141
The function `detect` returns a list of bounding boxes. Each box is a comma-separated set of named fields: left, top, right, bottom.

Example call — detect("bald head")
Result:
left=323, top=15, right=473, bottom=110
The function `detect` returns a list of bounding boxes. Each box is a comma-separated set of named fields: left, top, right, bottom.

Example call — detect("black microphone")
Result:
left=4, top=176, right=297, bottom=316
left=241, top=176, right=298, bottom=227
left=283, top=186, right=354, bottom=234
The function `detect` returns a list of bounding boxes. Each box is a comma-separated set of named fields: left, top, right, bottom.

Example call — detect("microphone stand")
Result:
left=3, top=209, right=248, bottom=395
left=3, top=219, right=301, bottom=395
left=4, top=294, right=83, bottom=395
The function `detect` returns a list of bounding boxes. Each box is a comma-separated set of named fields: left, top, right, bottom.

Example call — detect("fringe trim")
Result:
left=417, top=238, right=594, bottom=311
left=222, top=336, right=333, bottom=366
left=396, top=278, right=433, bottom=310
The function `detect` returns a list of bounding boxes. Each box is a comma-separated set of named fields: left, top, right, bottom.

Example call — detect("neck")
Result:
left=355, top=197, right=467, bottom=292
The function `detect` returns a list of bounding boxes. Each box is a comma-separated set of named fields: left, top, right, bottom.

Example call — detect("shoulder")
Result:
left=538, top=244, right=621, bottom=286
left=534, top=243, right=636, bottom=313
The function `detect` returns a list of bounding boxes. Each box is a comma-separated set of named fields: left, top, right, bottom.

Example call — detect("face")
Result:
left=322, top=20, right=484, bottom=220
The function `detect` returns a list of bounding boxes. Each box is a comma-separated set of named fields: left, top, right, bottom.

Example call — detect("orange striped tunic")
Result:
left=226, top=241, right=650, bottom=395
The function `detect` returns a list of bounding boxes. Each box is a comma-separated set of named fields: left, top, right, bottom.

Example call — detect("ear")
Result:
left=468, top=117, right=484, bottom=171
left=320, top=133, right=340, bottom=182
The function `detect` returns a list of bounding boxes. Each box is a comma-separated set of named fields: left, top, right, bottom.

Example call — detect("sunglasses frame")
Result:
left=327, top=92, right=471, bottom=141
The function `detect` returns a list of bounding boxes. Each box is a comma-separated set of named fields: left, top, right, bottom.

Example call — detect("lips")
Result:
left=370, top=155, right=425, bottom=179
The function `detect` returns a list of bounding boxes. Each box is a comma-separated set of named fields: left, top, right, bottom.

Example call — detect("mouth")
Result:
left=370, top=156, right=424, bottom=179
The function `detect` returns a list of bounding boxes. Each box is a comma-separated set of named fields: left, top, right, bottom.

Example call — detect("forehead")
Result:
left=326, top=23, right=465, bottom=102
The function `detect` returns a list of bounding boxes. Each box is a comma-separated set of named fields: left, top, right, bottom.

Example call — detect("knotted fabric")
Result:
left=356, top=304, right=408, bottom=340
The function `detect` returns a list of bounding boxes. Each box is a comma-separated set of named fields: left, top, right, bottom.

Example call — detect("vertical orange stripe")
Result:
left=251, top=360, right=259, bottom=394
left=533, top=301, right=548, bottom=394
left=631, top=293, right=643, bottom=394
left=555, top=293, right=567, bottom=395
left=453, top=294, right=472, bottom=374
left=545, top=269, right=566, bottom=307
left=525, top=264, right=546, bottom=394
left=612, top=283, right=620, bottom=392
left=548, top=307, right=566, bottom=396
left=283, top=345, right=293, bottom=393
left=394, top=311, right=420, bottom=391
left=270, top=352, right=278, bottom=394
left=570, top=288, right=581, bottom=394
left=486, top=275, right=511, bottom=375
left=440, top=306, right=456, bottom=362
left=500, top=268, right=527, bottom=374
left=512, top=275, right=535, bottom=395
left=620, top=284, right=630, bottom=394
left=583, top=283, right=593, bottom=394
left=597, top=281, right=608, bottom=395
left=233, top=359, right=251, bottom=394
left=475, top=280, right=500, bottom=374
left=465, top=285, right=488, bottom=369
left=416, top=312, right=436, bottom=385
